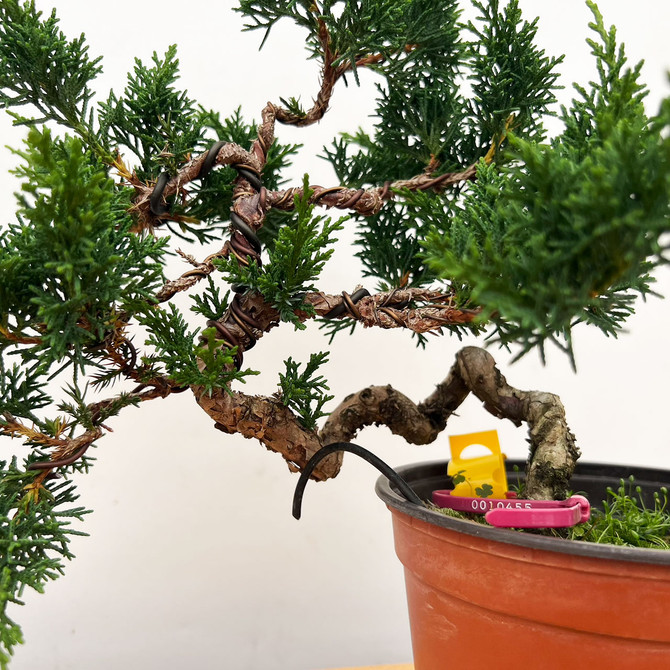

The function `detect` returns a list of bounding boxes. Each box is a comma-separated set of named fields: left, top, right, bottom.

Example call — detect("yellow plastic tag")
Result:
left=448, top=430, right=508, bottom=498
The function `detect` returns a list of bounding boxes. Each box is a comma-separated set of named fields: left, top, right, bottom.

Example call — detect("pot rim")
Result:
left=375, top=459, right=670, bottom=566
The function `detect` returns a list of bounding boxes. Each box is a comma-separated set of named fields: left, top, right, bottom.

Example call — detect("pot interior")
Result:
left=376, top=459, right=670, bottom=564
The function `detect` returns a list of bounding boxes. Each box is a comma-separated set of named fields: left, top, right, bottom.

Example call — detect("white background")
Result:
left=1, top=2, right=669, bottom=668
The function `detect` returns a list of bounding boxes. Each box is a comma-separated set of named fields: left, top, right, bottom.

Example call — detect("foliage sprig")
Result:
left=278, top=352, right=334, bottom=430
left=0, top=0, right=101, bottom=142
left=135, top=303, right=256, bottom=396
left=219, top=175, right=345, bottom=328
left=99, top=45, right=204, bottom=180
left=1, top=127, right=167, bottom=373
left=423, top=4, right=670, bottom=360
left=0, top=460, right=89, bottom=669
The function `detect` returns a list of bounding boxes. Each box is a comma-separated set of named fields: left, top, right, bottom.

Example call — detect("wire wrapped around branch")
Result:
left=27, top=428, right=103, bottom=471
left=143, top=134, right=271, bottom=370
left=128, top=141, right=264, bottom=231
left=265, top=164, right=477, bottom=216
left=306, top=287, right=481, bottom=333
left=270, top=14, right=419, bottom=129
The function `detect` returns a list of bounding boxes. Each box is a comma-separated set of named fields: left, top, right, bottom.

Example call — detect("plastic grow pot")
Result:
left=375, top=459, right=670, bottom=670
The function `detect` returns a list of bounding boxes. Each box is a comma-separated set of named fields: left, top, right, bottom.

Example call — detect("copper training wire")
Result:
left=149, top=142, right=373, bottom=371
left=29, top=139, right=381, bottom=472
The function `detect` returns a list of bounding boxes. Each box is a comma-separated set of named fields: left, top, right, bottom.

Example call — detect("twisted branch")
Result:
left=194, top=387, right=341, bottom=481
left=273, top=16, right=337, bottom=127
left=193, top=346, right=579, bottom=499
left=321, top=346, right=580, bottom=499
left=306, top=287, right=481, bottom=332
left=152, top=159, right=476, bottom=304
left=190, top=290, right=481, bottom=479
left=266, top=163, right=477, bottom=217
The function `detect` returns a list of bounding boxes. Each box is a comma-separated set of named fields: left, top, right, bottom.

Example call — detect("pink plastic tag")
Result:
left=431, top=490, right=590, bottom=528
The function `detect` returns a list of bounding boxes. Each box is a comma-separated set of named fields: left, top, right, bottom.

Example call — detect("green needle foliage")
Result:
left=423, top=2, right=670, bottom=360
left=237, top=0, right=439, bottom=71
left=99, top=45, right=204, bottom=180
left=321, top=0, right=562, bottom=295
left=465, top=0, right=562, bottom=154
left=278, top=352, right=334, bottom=430
left=353, top=201, right=436, bottom=291
left=1, top=127, right=167, bottom=372
left=0, top=460, right=89, bottom=669
left=219, top=175, right=345, bottom=328
left=190, top=276, right=230, bottom=322
left=0, top=0, right=101, bottom=141
left=135, top=302, right=256, bottom=395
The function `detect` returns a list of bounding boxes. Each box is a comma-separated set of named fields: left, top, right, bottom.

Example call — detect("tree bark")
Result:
left=320, top=346, right=580, bottom=499
left=194, top=388, right=342, bottom=481
left=194, top=345, right=579, bottom=499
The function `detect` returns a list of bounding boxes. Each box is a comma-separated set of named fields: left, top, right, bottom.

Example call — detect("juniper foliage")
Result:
left=0, top=460, right=89, bottom=667
left=219, top=176, right=345, bottom=329
left=2, top=128, right=167, bottom=371
left=322, top=0, right=562, bottom=293
left=278, top=352, right=334, bottom=430
left=0, top=1, right=101, bottom=141
left=99, top=45, right=205, bottom=180
left=0, top=3, right=297, bottom=660
left=423, top=2, right=670, bottom=359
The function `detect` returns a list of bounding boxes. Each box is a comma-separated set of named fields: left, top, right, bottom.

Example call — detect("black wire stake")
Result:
left=292, top=441, right=425, bottom=520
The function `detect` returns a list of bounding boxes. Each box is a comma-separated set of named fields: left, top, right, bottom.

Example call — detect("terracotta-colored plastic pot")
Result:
left=376, top=460, right=670, bottom=670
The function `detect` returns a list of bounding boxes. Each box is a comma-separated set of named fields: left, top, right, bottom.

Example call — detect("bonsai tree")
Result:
left=1, top=0, right=668, bottom=665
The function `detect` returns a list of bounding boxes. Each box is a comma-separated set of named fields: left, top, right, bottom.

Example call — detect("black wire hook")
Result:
left=292, top=441, right=424, bottom=519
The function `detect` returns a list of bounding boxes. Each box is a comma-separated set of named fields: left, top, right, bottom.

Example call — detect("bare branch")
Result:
left=321, top=346, right=580, bottom=499
left=194, top=386, right=342, bottom=480
left=253, top=103, right=277, bottom=164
